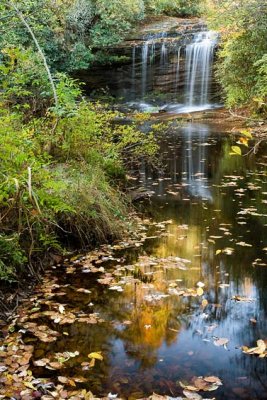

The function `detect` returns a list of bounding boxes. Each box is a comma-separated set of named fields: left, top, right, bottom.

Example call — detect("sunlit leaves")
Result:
left=88, top=352, right=103, bottom=361
left=179, top=375, right=223, bottom=392
left=21, top=322, right=60, bottom=343
left=237, top=137, right=248, bottom=147
left=242, top=339, right=267, bottom=357
left=230, top=146, right=242, bottom=156
left=240, top=129, right=252, bottom=138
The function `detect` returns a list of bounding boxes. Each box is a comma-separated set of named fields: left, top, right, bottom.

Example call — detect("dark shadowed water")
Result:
left=26, top=121, right=267, bottom=399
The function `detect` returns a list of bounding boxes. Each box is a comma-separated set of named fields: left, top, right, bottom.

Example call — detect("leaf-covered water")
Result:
left=1, top=121, right=267, bottom=400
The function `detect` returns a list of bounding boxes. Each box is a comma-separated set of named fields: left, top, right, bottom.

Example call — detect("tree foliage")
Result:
left=207, top=0, right=267, bottom=114
left=145, top=0, right=202, bottom=16
left=0, top=0, right=202, bottom=74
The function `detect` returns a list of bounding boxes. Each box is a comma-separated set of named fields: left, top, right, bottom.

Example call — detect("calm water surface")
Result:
left=30, top=122, right=267, bottom=399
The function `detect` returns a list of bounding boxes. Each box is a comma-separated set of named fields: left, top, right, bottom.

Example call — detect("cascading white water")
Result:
left=174, top=46, right=181, bottom=94
left=131, top=46, right=136, bottom=96
left=141, top=43, right=149, bottom=97
left=141, top=34, right=168, bottom=98
left=160, top=42, right=168, bottom=69
left=130, top=29, right=218, bottom=111
left=150, top=42, right=156, bottom=65
left=185, top=31, right=217, bottom=107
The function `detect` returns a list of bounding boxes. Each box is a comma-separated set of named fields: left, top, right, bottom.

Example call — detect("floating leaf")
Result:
left=202, top=299, right=208, bottom=307
left=183, top=390, right=203, bottom=400
left=204, top=376, right=222, bottom=385
left=232, top=295, right=254, bottom=302
left=48, top=361, right=64, bottom=370
left=59, top=305, right=65, bottom=314
left=179, top=382, right=198, bottom=391
left=76, top=288, right=91, bottom=294
left=58, top=376, right=69, bottom=384
left=23, top=382, right=35, bottom=389
left=88, top=352, right=103, bottom=361
left=236, top=241, right=252, bottom=247
left=33, top=359, right=49, bottom=367
left=214, top=338, right=229, bottom=347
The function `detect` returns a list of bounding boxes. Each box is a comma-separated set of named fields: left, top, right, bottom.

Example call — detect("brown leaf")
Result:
left=58, top=376, right=69, bottom=384
left=48, top=362, right=64, bottom=370
left=33, top=359, right=49, bottom=367
left=183, top=390, right=203, bottom=400
left=214, top=338, right=229, bottom=347
left=179, top=381, right=199, bottom=391
left=204, top=376, right=222, bottom=385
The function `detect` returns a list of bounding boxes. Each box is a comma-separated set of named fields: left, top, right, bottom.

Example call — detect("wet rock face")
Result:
left=123, top=16, right=207, bottom=43
left=79, top=17, right=221, bottom=111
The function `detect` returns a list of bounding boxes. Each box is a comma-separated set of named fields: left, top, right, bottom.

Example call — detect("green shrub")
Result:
left=0, top=110, right=131, bottom=279
left=0, top=234, right=26, bottom=281
left=208, top=0, right=267, bottom=114
left=144, top=0, right=202, bottom=16
left=0, top=82, right=157, bottom=281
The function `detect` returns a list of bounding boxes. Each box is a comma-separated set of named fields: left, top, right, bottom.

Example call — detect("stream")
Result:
left=2, top=22, right=267, bottom=400
left=23, top=120, right=267, bottom=400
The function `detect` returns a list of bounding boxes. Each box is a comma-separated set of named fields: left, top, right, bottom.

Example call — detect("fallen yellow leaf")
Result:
left=197, top=287, right=204, bottom=296
left=88, top=352, right=103, bottom=361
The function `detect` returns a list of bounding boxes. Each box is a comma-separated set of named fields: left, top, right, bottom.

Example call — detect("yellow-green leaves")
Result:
left=230, top=145, right=242, bottom=155
left=88, top=352, right=103, bottom=361
left=240, top=129, right=252, bottom=138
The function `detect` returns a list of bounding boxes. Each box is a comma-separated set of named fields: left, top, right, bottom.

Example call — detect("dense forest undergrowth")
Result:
left=0, top=0, right=266, bottom=285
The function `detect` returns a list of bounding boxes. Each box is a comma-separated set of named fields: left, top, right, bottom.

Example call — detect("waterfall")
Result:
left=150, top=41, right=156, bottom=65
left=160, top=42, right=168, bottom=69
left=128, top=29, right=217, bottom=111
left=131, top=46, right=136, bottom=97
left=141, top=43, right=149, bottom=98
left=175, top=46, right=181, bottom=94
left=140, top=32, right=168, bottom=99
left=185, top=32, right=217, bottom=107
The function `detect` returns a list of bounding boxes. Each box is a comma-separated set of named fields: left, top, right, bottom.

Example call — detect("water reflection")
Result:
left=181, top=124, right=212, bottom=200
left=31, top=123, right=267, bottom=399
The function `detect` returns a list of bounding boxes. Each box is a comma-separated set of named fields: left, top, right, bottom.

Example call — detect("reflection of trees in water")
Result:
left=103, top=267, right=188, bottom=368
left=116, top=301, right=181, bottom=368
